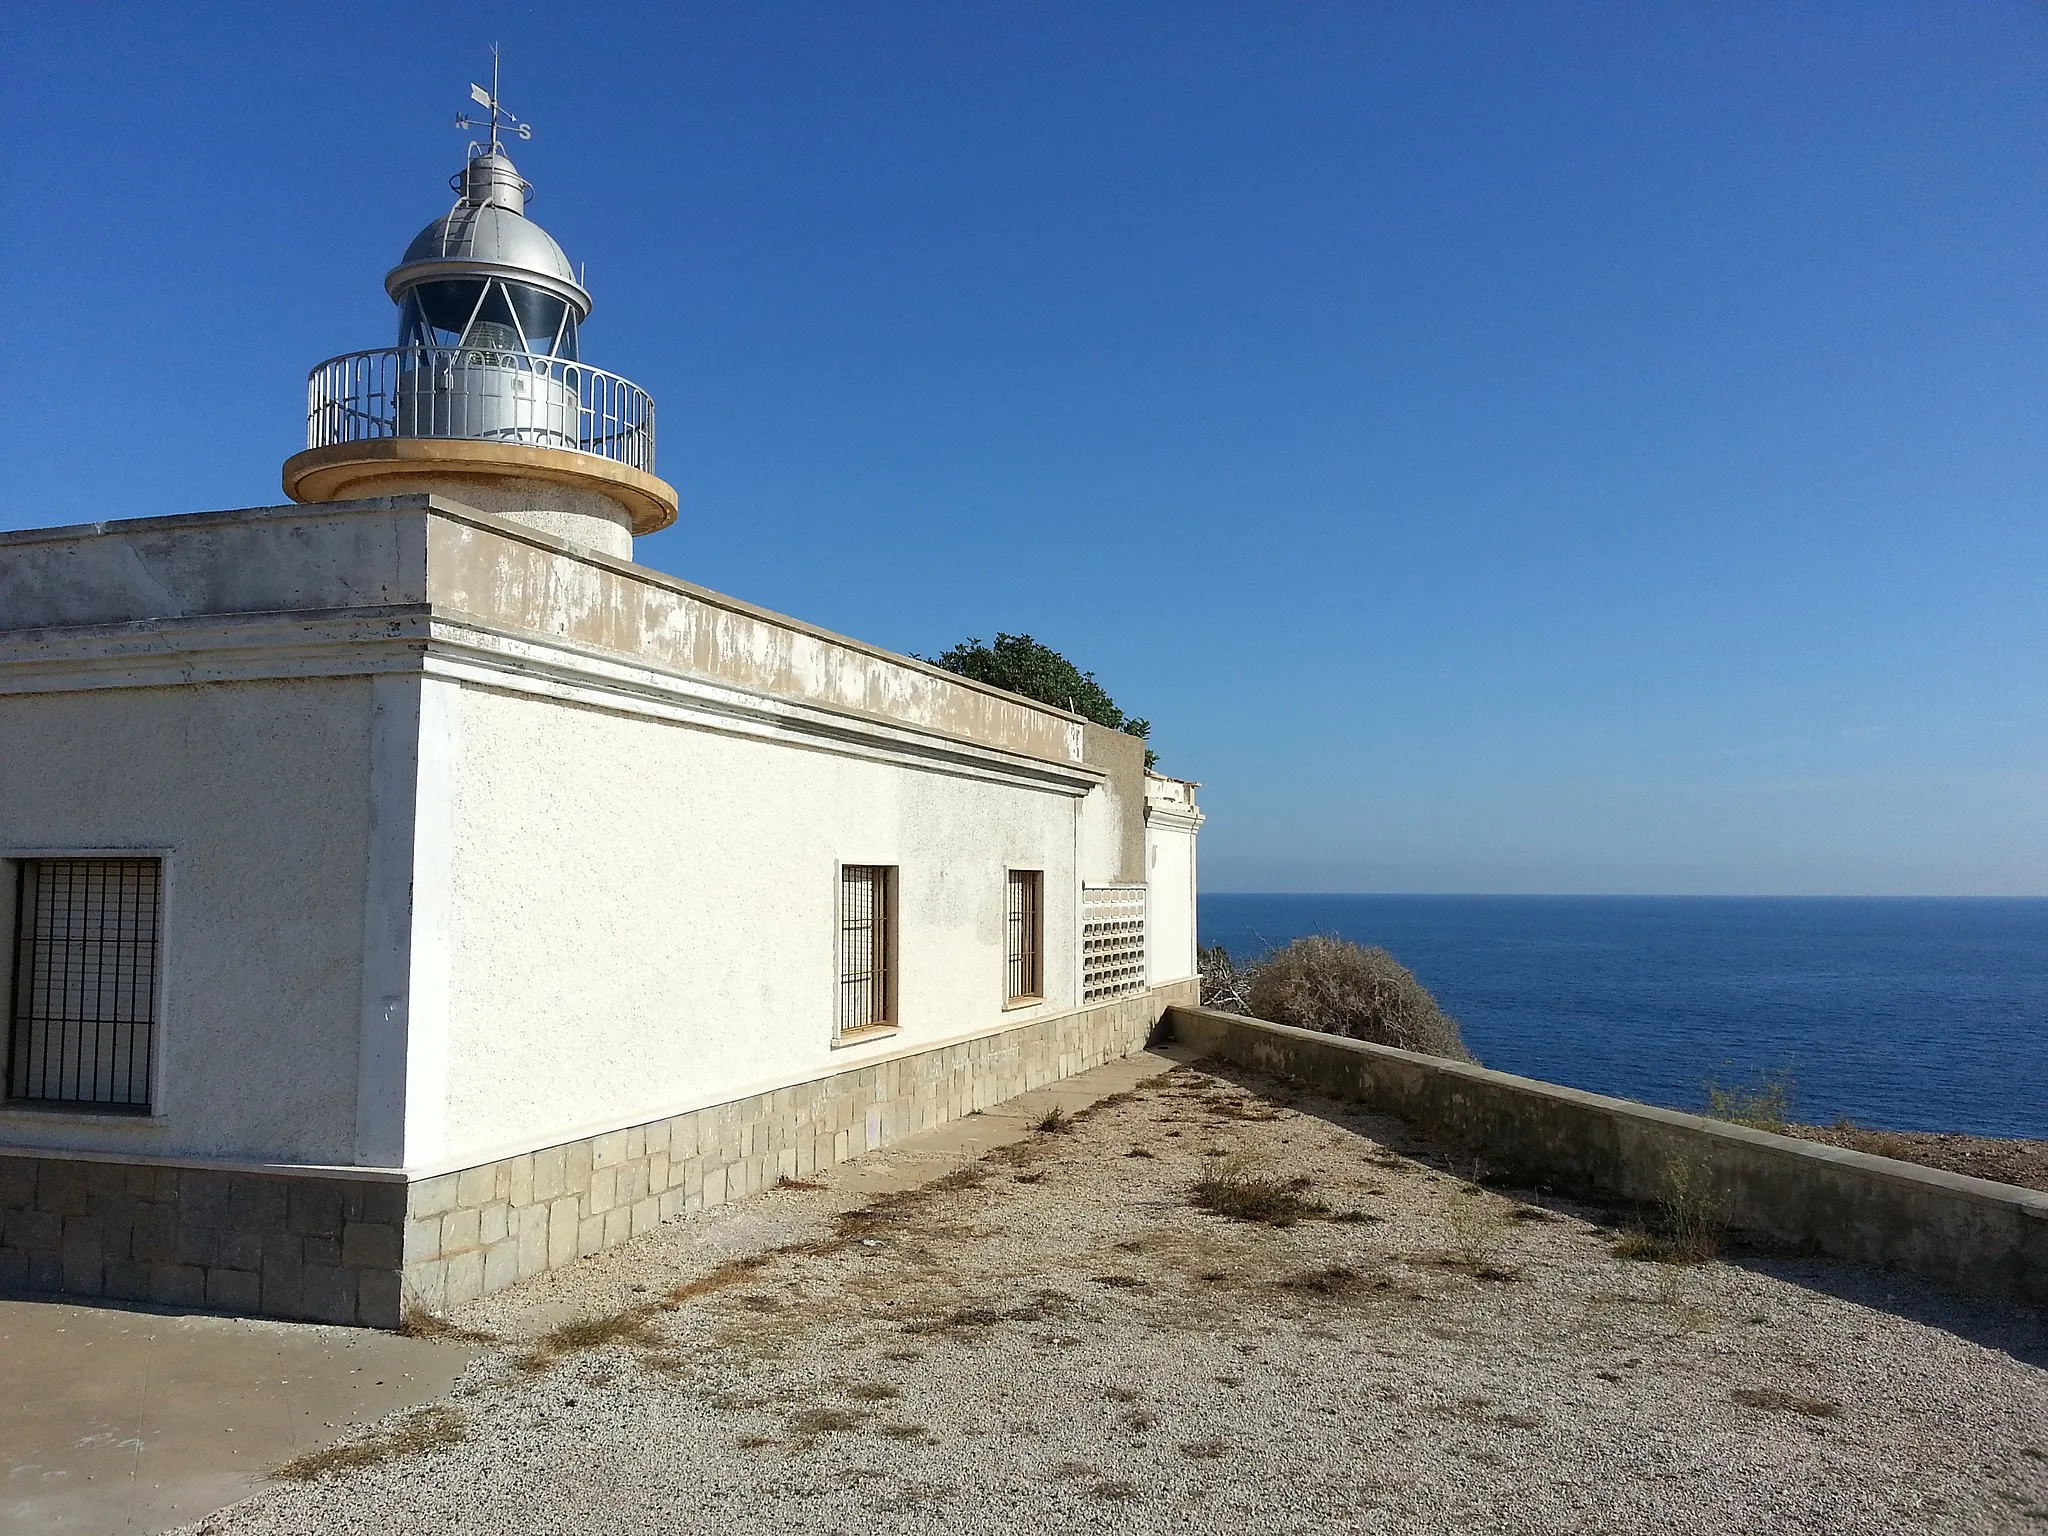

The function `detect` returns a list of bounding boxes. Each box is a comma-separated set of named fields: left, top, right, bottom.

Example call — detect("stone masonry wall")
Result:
left=0, top=1156, right=406, bottom=1326
left=0, top=982, right=1193, bottom=1328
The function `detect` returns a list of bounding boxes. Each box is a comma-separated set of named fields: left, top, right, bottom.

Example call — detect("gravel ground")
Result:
left=180, top=1063, right=2048, bottom=1535
left=1786, top=1125, right=2048, bottom=1195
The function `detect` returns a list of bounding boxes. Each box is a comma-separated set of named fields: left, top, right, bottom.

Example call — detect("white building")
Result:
left=0, top=107, right=1200, bottom=1326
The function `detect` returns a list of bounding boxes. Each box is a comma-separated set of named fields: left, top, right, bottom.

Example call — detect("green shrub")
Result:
left=924, top=632, right=1154, bottom=767
left=1703, top=1067, right=1794, bottom=1132
left=1243, top=935, right=1473, bottom=1062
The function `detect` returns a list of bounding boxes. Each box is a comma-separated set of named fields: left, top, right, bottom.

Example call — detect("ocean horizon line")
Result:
left=1199, top=892, right=2044, bottom=1137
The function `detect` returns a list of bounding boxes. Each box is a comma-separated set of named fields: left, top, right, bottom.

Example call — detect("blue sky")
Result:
left=3, top=4, right=2044, bottom=895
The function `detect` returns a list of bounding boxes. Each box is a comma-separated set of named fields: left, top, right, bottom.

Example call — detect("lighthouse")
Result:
left=0, top=59, right=1201, bottom=1333
left=281, top=67, right=676, bottom=557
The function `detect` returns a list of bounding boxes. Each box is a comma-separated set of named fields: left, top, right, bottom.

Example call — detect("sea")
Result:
left=1198, top=895, right=2048, bottom=1140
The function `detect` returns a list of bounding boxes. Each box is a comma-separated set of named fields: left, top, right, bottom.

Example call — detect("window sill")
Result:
left=831, top=1023, right=901, bottom=1049
left=2, top=1100, right=156, bottom=1120
left=1002, top=995, right=1046, bottom=1012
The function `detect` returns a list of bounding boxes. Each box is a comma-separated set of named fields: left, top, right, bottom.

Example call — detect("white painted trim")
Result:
left=424, top=620, right=1100, bottom=796
left=352, top=676, right=459, bottom=1169
left=355, top=679, right=420, bottom=1167
left=0, top=610, right=433, bottom=693
left=827, top=1025, right=903, bottom=1051
left=404, top=678, right=460, bottom=1165
left=0, top=1142, right=411, bottom=1182
left=1070, top=799, right=1084, bottom=1008
left=0, top=847, right=179, bottom=859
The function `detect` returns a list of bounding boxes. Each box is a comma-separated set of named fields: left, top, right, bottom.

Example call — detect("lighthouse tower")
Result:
left=282, top=68, right=675, bottom=558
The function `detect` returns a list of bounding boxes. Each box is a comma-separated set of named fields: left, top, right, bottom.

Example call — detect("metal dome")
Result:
left=385, top=152, right=592, bottom=319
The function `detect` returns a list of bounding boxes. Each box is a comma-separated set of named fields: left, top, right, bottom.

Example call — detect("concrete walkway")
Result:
left=0, top=1046, right=1183, bottom=1536
left=0, top=1300, right=473, bottom=1535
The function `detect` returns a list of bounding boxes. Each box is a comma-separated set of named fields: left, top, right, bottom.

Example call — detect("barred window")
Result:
left=1081, top=884, right=1147, bottom=1003
left=838, top=865, right=896, bottom=1036
left=8, top=858, right=162, bottom=1112
left=1005, top=870, right=1043, bottom=1004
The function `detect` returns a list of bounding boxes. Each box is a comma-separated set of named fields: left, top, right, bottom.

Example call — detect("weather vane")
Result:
left=453, top=44, right=532, bottom=156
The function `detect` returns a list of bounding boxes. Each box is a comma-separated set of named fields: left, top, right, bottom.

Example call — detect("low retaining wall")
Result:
left=1168, top=1005, right=2048, bottom=1310
left=0, top=980, right=1194, bottom=1327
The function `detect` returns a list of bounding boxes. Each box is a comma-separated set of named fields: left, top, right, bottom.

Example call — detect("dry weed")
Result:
left=1277, top=1264, right=1375, bottom=1298
left=790, top=1406, right=866, bottom=1434
left=1731, top=1386, right=1841, bottom=1419
left=1191, top=1157, right=1327, bottom=1226
left=396, top=1307, right=497, bottom=1344
left=1614, top=1154, right=1725, bottom=1265
left=518, top=1307, right=666, bottom=1371
left=1431, top=1187, right=1520, bottom=1280
left=1703, top=1068, right=1795, bottom=1132
left=272, top=1406, right=468, bottom=1482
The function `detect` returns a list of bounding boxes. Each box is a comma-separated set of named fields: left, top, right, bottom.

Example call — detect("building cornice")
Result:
left=0, top=495, right=1101, bottom=741
left=1144, top=805, right=1206, bottom=834
left=0, top=606, right=1104, bottom=797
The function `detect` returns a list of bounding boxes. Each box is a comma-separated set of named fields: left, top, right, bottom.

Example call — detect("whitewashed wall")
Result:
left=0, top=680, right=375, bottom=1164
left=0, top=499, right=1164, bottom=1175
left=407, top=680, right=1088, bottom=1166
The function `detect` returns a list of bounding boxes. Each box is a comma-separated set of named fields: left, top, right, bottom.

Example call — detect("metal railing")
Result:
left=306, top=346, right=656, bottom=473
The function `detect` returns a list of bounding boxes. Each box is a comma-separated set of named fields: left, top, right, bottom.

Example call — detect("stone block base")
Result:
left=0, top=1156, right=405, bottom=1327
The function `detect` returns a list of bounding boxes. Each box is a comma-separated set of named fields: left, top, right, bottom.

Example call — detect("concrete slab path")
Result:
left=1, top=1274, right=475, bottom=1532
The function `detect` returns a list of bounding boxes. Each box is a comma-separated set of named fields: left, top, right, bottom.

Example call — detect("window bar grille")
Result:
left=7, top=858, right=160, bottom=1111
left=1006, top=871, right=1042, bottom=1002
left=839, top=866, right=891, bottom=1035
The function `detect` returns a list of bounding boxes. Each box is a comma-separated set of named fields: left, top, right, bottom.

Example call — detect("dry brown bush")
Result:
left=1190, top=1157, right=1327, bottom=1226
left=1242, top=935, right=1473, bottom=1062
left=1197, top=944, right=1253, bottom=1012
